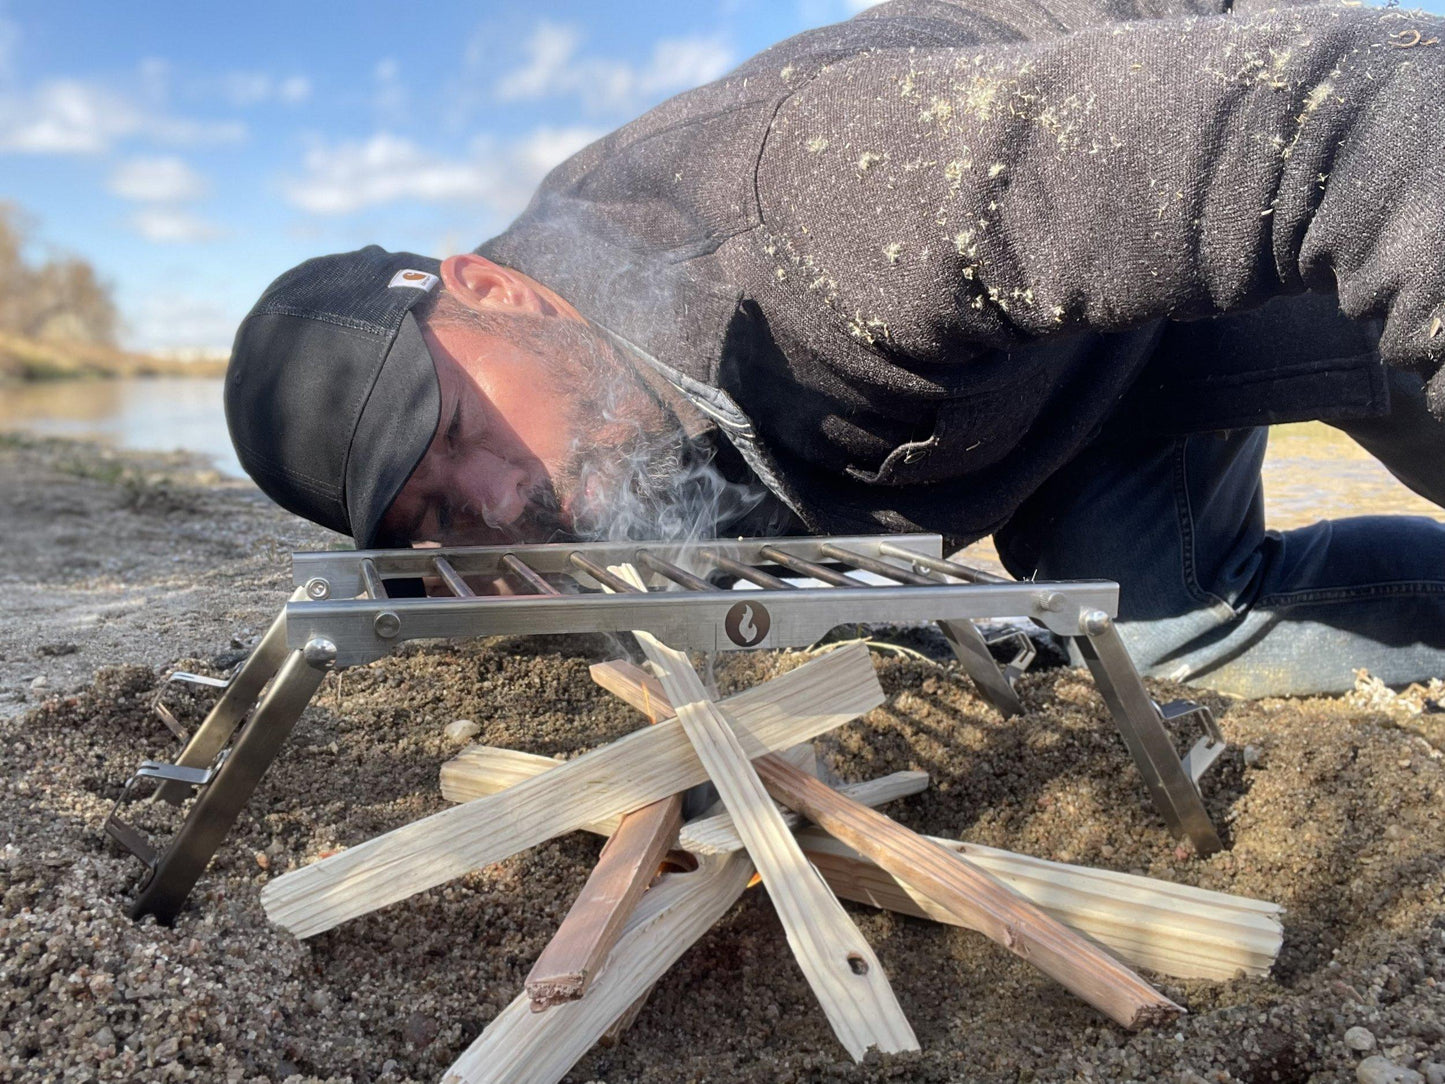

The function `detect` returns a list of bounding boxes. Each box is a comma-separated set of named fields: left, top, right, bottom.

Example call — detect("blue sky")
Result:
left=1, top=0, right=1440, bottom=353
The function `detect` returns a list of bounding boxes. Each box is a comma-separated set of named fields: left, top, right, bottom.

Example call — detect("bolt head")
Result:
left=374, top=611, right=402, bottom=639
left=1082, top=610, right=1113, bottom=636
left=303, top=637, right=338, bottom=668
left=1035, top=591, right=1066, bottom=612
left=305, top=578, right=330, bottom=600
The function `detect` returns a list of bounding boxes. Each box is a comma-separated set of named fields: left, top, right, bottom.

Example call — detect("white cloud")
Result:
left=494, top=23, right=582, bottom=101
left=109, top=156, right=206, bottom=202
left=221, top=71, right=311, bottom=107
left=129, top=207, right=224, bottom=243
left=0, top=79, right=133, bottom=153
left=285, top=133, right=492, bottom=216
left=284, top=125, right=605, bottom=219
left=494, top=21, right=733, bottom=112
left=0, top=77, right=244, bottom=154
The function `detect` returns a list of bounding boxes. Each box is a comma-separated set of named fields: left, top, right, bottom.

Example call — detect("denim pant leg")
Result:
left=994, top=424, right=1445, bottom=698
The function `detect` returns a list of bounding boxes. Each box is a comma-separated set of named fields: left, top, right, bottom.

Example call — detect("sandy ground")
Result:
left=1, top=433, right=1443, bottom=1084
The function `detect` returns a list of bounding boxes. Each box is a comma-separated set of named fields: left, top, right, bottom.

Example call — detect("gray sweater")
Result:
left=480, top=0, right=1445, bottom=541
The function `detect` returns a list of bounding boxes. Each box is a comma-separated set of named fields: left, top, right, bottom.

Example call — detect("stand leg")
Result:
left=938, top=619, right=1025, bottom=718
left=129, top=647, right=329, bottom=923
left=154, top=588, right=308, bottom=804
left=1073, top=615, right=1223, bottom=855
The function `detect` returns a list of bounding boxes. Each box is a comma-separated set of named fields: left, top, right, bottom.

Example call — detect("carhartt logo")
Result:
left=724, top=600, right=770, bottom=647
left=387, top=269, right=439, bottom=291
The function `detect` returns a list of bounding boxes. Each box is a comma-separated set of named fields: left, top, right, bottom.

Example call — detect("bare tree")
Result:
left=0, top=202, right=119, bottom=346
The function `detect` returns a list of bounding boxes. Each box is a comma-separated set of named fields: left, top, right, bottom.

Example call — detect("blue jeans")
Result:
left=995, top=369, right=1445, bottom=698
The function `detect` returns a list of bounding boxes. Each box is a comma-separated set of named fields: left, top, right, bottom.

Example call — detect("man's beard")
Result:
left=522, top=320, right=766, bottom=543
left=430, top=307, right=767, bottom=545
left=477, top=313, right=697, bottom=543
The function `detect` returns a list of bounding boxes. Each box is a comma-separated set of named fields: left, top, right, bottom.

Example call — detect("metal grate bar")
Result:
left=637, top=550, right=714, bottom=592
left=699, top=549, right=796, bottom=591
left=820, top=543, right=936, bottom=587
left=878, top=542, right=1007, bottom=584
left=501, top=553, right=559, bottom=596
left=360, top=558, right=388, bottom=600
left=431, top=556, right=475, bottom=598
left=569, top=552, right=640, bottom=594
left=759, top=545, right=868, bottom=588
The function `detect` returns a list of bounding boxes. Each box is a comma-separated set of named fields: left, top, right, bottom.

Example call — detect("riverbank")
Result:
left=0, top=435, right=1441, bottom=1084
left=0, top=331, right=226, bottom=382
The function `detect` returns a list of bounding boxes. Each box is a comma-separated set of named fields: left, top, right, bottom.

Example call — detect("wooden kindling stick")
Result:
left=443, top=852, right=757, bottom=1084
left=796, top=829, right=1282, bottom=982
left=438, top=742, right=1280, bottom=982
left=523, top=664, right=686, bottom=1012
left=594, top=654, right=1182, bottom=1030
left=439, top=744, right=930, bottom=842
left=261, top=642, right=882, bottom=938
left=752, top=756, right=1183, bottom=1029
left=608, top=563, right=917, bottom=1061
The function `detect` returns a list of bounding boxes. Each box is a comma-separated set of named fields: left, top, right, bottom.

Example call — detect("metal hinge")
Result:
left=1159, top=699, right=1227, bottom=787
left=103, top=760, right=219, bottom=871
left=151, top=671, right=231, bottom=741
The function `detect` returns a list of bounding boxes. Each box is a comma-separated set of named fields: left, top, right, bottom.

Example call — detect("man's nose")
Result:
left=462, top=450, right=531, bottom=528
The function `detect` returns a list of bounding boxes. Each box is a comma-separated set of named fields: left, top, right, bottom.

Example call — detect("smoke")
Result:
left=560, top=352, right=780, bottom=546
left=420, top=286, right=782, bottom=546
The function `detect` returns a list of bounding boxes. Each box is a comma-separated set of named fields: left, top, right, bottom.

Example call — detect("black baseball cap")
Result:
left=225, top=246, right=444, bottom=548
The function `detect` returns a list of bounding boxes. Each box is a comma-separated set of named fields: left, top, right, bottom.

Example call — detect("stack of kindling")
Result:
left=260, top=565, right=1283, bottom=1084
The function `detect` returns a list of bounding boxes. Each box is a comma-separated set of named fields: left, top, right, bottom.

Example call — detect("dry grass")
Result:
left=0, top=330, right=226, bottom=382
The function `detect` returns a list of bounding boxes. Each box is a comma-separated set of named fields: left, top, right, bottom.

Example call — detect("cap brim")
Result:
left=344, top=312, right=441, bottom=548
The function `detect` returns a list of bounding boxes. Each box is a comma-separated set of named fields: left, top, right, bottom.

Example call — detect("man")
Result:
left=225, top=0, right=1445, bottom=698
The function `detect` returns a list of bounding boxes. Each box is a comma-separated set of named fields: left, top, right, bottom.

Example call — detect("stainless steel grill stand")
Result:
left=105, top=533, right=1225, bottom=923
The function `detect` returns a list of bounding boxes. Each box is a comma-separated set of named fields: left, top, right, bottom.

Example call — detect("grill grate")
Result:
left=103, top=533, right=1226, bottom=924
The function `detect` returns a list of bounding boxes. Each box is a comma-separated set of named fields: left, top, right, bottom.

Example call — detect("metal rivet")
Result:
left=304, top=578, right=330, bottom=600
left=303, top=637, right=338, bottom=669
left=374, top=611, right=402, bottom=639
left=1082, top=610, right=1113, bottom=636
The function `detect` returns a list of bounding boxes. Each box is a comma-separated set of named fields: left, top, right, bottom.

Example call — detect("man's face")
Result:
left=380, top=310, right=597, bottom=546
left=379, top=296, right=679, bottom=547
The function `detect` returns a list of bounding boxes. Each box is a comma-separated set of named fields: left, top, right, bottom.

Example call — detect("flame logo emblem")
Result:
left=737, top=606, right=758, bottom=642
left=724, top=600, right=770, bottom=647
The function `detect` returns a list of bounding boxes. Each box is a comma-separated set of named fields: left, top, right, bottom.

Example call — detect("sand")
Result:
left=1, top=433, right=1442, bottom=1084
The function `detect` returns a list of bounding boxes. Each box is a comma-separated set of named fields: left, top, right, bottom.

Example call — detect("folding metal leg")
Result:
left=1073, top=614, right=1224, bottom=855
left=937, top=619, right=1025, bottom=718
left=127, top=645, right=330, bottom=923
left=154, top=588, right=307, bottom=804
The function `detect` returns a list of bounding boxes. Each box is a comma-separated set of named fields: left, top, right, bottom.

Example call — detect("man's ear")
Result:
left=440, top=254, right=553, bottom=316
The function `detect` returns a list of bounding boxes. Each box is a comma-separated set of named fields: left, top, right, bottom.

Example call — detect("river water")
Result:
left=1, top=377, right=1441, bottom=531
left=0, top=376, right=242, bottom=477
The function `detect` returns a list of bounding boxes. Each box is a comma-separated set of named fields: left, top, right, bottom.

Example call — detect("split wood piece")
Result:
left=436, top=745, right=1279, bottom=981
left=444, top=852, right=756, bottom=1084
left=261, top=643, right=882, bottom=938
left=587, top=659, right=930, bottom=855
left=525, top=798, right=683, bottom=1010
left=524, top=664, right=686, bottom=1011
left=438, top=744, right=930, bottom=846
left=753, top=754, right=1183, bottom=1029
left=798, top=830, right=1282, bottom=981
left=607, top=599, right=916, bottom=1059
